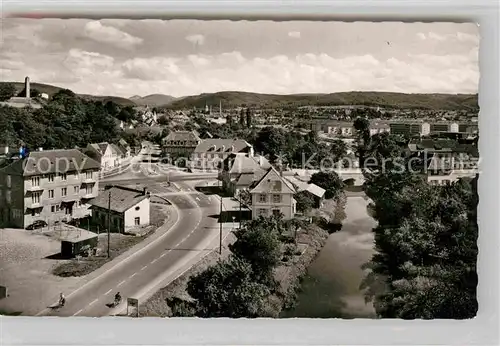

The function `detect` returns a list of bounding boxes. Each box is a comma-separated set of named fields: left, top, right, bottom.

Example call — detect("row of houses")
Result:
left=309, top=118, right=479, bottom=138
left=0, top=148, right=150, bottom=232
left=162, top=131, right=255, bottom=171
left=215, top=134, right=479, bottom=220
left=82, top=139, right=132, bottom=171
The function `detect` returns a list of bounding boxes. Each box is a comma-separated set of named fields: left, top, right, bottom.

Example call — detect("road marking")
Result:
left=129, top=273, right=137, bottom=279
left=151, top=258, right=158, bottom=264
left=104, top=289, right=112, bottom=295
left=160, top=253, right=166, bottom=258
left=117, top=280, right=126, bottom=287
left=88, top=298, right=98, bottom=306
left=141, top=265, right=148, bottom=271
left=35, top=197, right=183, bottom=316
left=74, top=309, right=83, bottom=316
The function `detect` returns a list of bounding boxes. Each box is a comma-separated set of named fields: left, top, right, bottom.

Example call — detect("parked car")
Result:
left=26, top=220, right=48, bottom=230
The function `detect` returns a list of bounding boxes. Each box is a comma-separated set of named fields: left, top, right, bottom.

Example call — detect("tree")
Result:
left=309, top=171, right=345, bottom=200
left=186, top=256, right=272, bottom=318
left=360, top=175, right=478, bottom=319
left=246, top=108, right=252, bottom=127
left=117, top=105, right=137, bottom=122
left=157, top=116, right=170, bottom=126
left=294, top=190, right=315, bottom=213
left=230, top=219, right=282, bottom=283
left=254, top=126, right=287, bottom=162
left=105, top=100, right=120, bottom=117
left=239, top=108, right=246, bottom=126
left=0, top=83, right=16, bottom=101
left=353, top=117, right=371, bottom=166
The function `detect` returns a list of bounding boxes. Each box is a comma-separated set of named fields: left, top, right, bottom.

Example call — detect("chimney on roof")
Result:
left=25, top=76, right=30, bottom=99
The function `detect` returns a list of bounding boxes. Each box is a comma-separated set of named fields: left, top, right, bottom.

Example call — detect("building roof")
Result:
left=408, top=139, right=478, bottom=157
left=223, top=153, right=271, bottom=174
left=250, top=167, right=296, bottom=194
left=284, top=175, right=326, bottom=198
left=118, top=139, right=131, bottom=150
left=110, top=143, right=124, bottom=156
left=164, top=131, right=201, bottom=142
left=0, top=149, right=101, bottom=177
left=194, top=139, right=252, bottom=154
left=57, top=227, right=98, bottom=243
left=89, top=186, right=149, bottom=213
left=370, top=122, right=390, bottom=129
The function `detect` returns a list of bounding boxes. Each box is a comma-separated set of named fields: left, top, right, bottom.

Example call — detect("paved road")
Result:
left=38, top=181, right=224, bottom=317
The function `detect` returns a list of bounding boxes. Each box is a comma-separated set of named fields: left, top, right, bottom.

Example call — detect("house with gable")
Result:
left=219, top=153, right=272, bottom=197
left=191, top=138, right=254, bottom=171
left=85, top=142, right=121, bottom=170
left=249, top=166, right=296, bottom=220
left=117, top=139, right=132, bottom=159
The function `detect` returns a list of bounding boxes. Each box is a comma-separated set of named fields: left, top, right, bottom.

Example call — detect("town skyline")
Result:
left=1, top=19, right=479, bottom=98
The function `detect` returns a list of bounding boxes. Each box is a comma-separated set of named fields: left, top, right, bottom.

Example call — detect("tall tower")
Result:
left=25, top=76, right=30, bottom=99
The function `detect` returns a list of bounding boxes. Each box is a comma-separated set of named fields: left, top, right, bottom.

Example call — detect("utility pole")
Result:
left=107, top=189, right=111, bottom=259
left=219, top=179, right=223, bottom=255
left=239, top=193, right=242, bottom=229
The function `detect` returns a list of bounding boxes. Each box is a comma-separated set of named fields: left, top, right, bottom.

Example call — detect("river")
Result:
left=282, top=195, right=377, bottom=318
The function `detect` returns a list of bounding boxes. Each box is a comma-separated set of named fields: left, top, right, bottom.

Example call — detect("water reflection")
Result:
left=282, top=196, right=377, bottom=318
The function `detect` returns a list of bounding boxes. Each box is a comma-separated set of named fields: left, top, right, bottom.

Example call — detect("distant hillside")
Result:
left=1, top=81, right=136, bottom=107
left=130, top=94, right=177, bottom=106
left=164, top=91, right=479, bottom=111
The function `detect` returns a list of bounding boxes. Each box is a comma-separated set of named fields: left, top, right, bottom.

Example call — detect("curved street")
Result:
left=37, top=146, right=228, bottom=317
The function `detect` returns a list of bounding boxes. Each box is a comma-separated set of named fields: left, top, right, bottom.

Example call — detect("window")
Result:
left=86, top=186, right=93, bottom=195
left=48, top=174, right=54, bottom=183
left=60, top=173, right=67, bottom=181
left=31, top=176, right=40, bottom=187
left=56, top=205, right=60, bottom=212
left=48, top=190, right=54, bottom=198
left=32, top=192, right=41, bottom=204
left=6, top=175, right=11, bottom=188
left=73, top=172, right=78, bottom=178
left=86, top=171, right=92, bottom=179
left=6, top=190, right=11, bottom=203
left=272, top=194, right=282, bottom=203
left=61, top=188, right=67, bottom=197
left=51, top=206, right=55, bottom=212
left=257, top=208, right=267, bottom=216
left=272, top=209, right=281, bottom=216
left=74, top=186, right=79, bottom=194
left=259, top=194, right=267, bottom=203
left=134, top=217, right=140, bottom=225
left=31, top=209, right=40, bottom=217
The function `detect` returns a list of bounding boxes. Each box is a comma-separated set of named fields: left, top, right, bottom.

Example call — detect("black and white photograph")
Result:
left=0, top=18, right=479, bottom=320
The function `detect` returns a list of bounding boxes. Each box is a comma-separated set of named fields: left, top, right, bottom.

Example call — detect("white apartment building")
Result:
left=0, top=149, right=101, bottom=229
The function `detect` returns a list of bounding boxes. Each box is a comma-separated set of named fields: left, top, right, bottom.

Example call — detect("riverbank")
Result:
left=282, top=195, right=377, bottom=318
left=140, top=222, right=330, bottom=317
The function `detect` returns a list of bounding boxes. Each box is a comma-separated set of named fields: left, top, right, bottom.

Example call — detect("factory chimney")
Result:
left=25, top=76, right=30, bottom=99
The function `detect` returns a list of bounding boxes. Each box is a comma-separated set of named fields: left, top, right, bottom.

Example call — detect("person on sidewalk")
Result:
left=59, top=292, right=66, bottom=307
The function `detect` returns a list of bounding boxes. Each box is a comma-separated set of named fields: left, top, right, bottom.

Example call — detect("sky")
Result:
left=0, top=19, right=479, bottom=98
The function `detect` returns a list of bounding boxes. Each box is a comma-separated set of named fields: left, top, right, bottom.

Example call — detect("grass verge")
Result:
left=51, top=205, right=170, bottom=277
